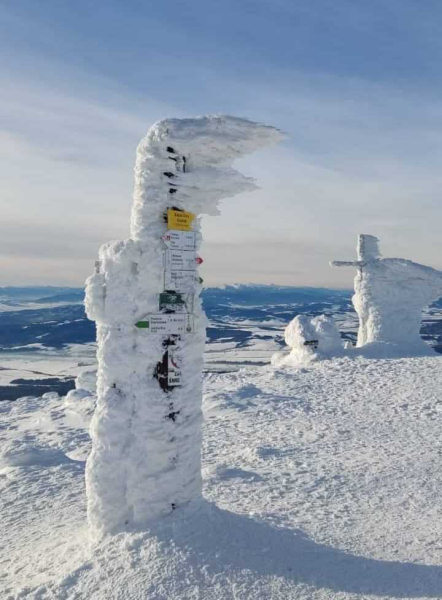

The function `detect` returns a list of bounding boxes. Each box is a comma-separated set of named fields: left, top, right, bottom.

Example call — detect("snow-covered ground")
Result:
left=2, top=355, right=442, bottom=599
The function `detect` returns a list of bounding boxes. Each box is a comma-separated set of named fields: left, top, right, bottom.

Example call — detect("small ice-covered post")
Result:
left=332, top=234, right=442, bottom=353
left=84, top=116, right=283, bottom=539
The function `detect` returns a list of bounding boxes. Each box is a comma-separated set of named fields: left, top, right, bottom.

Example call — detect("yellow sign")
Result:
left=167, top=209, right=195, bottom=231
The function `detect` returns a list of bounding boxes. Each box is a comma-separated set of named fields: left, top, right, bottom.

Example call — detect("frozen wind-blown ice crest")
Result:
left=85, top=115, right=283, bottom=540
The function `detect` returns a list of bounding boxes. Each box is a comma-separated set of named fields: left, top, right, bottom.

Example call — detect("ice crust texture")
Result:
left=334, top=235, right=442, bottom=357
left=84, top=115, right=282, bottom=539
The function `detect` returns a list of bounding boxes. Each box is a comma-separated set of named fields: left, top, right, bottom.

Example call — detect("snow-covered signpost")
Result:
left=332, top=234, right=442, bottom=354
left=85, top=116, right=282, bottom=539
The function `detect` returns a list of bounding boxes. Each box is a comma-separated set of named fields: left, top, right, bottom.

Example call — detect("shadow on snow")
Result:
left=147, top=500, right=442, bottom=598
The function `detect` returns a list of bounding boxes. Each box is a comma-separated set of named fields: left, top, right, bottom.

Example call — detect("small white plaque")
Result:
left=165, top=249, right=197, bottom=271
left=141, top=313, right=194, bottom=334
left=165, top=270, right=198, bottom=293
left=168, top=350, right=182, bottom=386
left=162, top=230, right=196, bottom=250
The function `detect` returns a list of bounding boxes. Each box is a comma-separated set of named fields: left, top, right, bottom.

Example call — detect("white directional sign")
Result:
left=165, top=249, right=197, bottom=271
left=162, top=230, right=196, bottom=250
left=136, top=313, right=194, bottom=334
left=165, top=270, right=198, bottom=293
left=168, top=350, right=182, bottom=386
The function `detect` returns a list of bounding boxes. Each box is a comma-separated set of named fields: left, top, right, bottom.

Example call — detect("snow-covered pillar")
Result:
left=85, top=116, right=283, bottom=539
left=332, top=234, right=442, bottom=353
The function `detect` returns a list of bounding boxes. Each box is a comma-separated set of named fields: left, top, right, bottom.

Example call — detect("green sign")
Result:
left=159, top=291, right=186, bottom=311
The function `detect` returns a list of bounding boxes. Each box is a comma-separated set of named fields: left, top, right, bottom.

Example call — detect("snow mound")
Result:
left=75, top=369, right=97, bottom=395
left=0, top=439, right=74, bottom=469
left=65, top=388, right=92, bottom=402
left=272, top=314, right=343, bottom=367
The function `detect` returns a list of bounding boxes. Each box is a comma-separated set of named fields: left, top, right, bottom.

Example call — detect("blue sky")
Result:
left=1, top=0, right=442, bottom=286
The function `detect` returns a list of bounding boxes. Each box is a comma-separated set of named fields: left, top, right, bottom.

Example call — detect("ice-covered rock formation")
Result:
left=75, top=369, right=97, bottom=395
left=272, top=314, right=343, bottom=367
left=65, top=369, right=97, bottom=404
left=332, top=235, right=442, bottom=356
left=85, top=116, right=282, bottom=539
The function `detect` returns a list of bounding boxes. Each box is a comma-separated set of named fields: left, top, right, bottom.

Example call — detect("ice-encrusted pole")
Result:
left=84, top=116, right=283, bottom=539
left=332, top=234, right=442, bottom=353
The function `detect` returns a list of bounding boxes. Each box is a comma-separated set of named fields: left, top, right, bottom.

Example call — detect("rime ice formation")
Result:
left=65, top=369, right=97, bottom=404
left=272, top=314, right=343, bottom=367
left=332, top=235, right=442, bottom=355
left=85, top=115, right=283, bottom=539
left=75, top=369, right=97, bottom=396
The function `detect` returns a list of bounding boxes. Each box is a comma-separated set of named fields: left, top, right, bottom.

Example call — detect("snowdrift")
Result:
left=2, top=356, right=442, bottom=599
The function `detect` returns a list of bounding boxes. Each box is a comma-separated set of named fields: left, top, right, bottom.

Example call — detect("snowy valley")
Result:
left=1, top=284, right=441, bottom=400
left=1, top=285, right=442, bottom=599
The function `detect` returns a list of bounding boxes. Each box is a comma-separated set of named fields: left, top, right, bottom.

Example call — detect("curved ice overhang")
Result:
left=130, top=115, right=284, bottom=240
left=137, top=115, right=284, bottom=165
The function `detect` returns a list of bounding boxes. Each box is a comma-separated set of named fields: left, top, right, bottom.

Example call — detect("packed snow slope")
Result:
left=2, top=356, right=442, bottom=599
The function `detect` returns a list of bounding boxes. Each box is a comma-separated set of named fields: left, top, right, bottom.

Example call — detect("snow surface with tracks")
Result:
left=1, top=356, right=442, bottom=599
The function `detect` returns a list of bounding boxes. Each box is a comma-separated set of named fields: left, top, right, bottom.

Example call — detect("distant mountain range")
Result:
left=0, top=285, right=353, bottom=351
left=0, top=285, right=441, bottom=400
left=0, top=285, right=441, bottom=351
left=0, top=287, right=84, bottom=306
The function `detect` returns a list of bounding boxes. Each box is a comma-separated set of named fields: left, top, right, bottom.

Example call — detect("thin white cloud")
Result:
left=1, top=62, right=441, bottom=286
